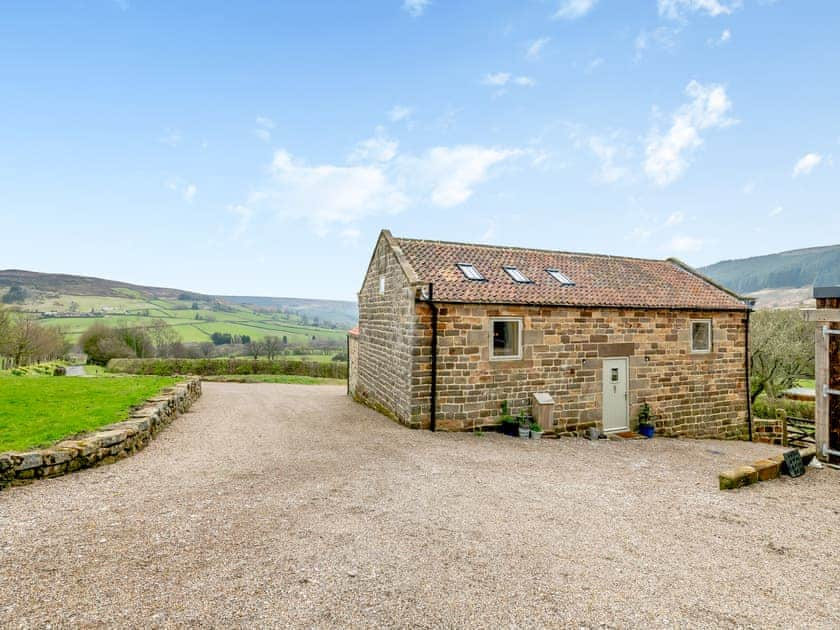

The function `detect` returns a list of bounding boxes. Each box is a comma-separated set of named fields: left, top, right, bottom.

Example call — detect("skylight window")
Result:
left=546, top=269, right=575, bottom=286
left=503, top=266, right=531, bottom=283
left=457, top=263, right=485, bottom=281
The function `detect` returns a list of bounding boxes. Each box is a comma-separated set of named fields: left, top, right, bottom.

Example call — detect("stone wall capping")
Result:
left=0, top=378, right=201, bottom=489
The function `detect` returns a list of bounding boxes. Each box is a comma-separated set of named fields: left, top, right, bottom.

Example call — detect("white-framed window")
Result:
left=546, top=269, right=575, bottom=286
left=457, top=263, right=485, bottom=281
left=379, top=275, right=385, bottom=294
left=690, top=319, right=712, bottom=353
left=491, top=318, right=522, bottom=360
left=503, top=265, right=532, bottom=283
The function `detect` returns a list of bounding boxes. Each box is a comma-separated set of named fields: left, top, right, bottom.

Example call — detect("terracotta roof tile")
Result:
left=394, top=236, right=748, bottom=311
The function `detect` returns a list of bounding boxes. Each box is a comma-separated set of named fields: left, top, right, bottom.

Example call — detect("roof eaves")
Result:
left=667, top=257, right=752, bottom=310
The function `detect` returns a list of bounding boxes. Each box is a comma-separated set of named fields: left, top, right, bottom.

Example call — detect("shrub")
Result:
left=752, top=396, right=814, bottom=420
left=106, top=357, right=348, bottom=379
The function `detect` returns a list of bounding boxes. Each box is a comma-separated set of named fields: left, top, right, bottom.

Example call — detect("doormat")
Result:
left=614, top=431, right=645, bottom=439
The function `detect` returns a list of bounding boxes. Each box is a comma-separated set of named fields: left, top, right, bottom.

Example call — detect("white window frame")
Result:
left=690, top=319, right=712, bottom=353
left=379, top=275, right=385, bottom=294
left=546, top=269, right=575, bottom=285
left=490, top=317, right=523, bottom=361
left=503, top=265, right=532, bottom=284
left=457, top=262, right=485, bottom=281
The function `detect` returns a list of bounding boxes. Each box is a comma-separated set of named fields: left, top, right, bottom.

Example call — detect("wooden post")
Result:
left=804, top=296, right=840, bottom=462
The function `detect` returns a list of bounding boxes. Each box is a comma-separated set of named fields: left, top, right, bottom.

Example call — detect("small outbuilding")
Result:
left=349, top=230, right=753, bottom=437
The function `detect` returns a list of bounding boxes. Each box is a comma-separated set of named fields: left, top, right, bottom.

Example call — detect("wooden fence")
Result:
left=786, top=416, right=816, bottom=449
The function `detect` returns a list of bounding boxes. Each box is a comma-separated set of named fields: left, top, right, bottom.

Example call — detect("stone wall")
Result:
left=752, top=415, right=787, bottom=446
left=0, top=379, right=201, bottom=489
left=348, top=330, right=359, bottom=396
left=353, top=235, right=418, bottom=426
left=409, top=303, right=749, bottom=438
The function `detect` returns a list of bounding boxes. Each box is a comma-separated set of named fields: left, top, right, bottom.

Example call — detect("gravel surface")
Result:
left=1, top=382, right=838, bottom=628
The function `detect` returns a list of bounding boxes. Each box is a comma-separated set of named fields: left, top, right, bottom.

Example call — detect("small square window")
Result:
left=457, top=263, right=485, bottom=281
left=546, top=269, right=575, bottom=285
left=691, top=320, right=711, bottom=353
left=491, top=318, right=522, bottom=360
left=503, top=266, right=532, bottom=283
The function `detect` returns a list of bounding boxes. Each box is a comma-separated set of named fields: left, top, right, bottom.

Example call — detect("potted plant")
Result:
left=529, top=422, right=543, bottom=439
left=500, top=400, right=518, bottom=436
left=517, top=411, right=531, bottom=438
left=637, top=402, right=655, bottom=438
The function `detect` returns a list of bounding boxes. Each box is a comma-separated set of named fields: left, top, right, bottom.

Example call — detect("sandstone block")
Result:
left=719, top=465, right=758, bottom=490
left=13, top=452, right=43, bottom=471
left=751, top=459, right=780, bottom=482
left=96, top=430, right=128, bottom=448
left=0, top=454, right=12, bottom=472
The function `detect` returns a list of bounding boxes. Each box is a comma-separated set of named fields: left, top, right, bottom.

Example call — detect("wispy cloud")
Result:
left=553, top=0, right=598, bottom=20
left=769, top=205, right=783, bottom=217
left=665, top=211, right=685, bottom=226
left=526, top=37, right=551, bottom=60
left=644, top=80, right=735, bottom=186
left=707, top=28, right=731, bottom=46
left=402, top=0, right=429, bottom=17
left=792, top=152, right=822, bottom=177
left=634, top=26, right=681, bottom=60
left=228, top=204, right=253, bottom=239
left=388, top=105, right=413, bottom=123
left=482, top=72, right=536, bottom=88
left=588, top=136, right=632, bottom=184
left=658, top=0, right=740, bottom=20
left=348, top=127, right=399, bottom=163
left=183, top=184, right=197, bottom=203
left=254, top=116, right=275, bottom=143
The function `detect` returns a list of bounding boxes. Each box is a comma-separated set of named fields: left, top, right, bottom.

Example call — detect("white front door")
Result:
left=602, top=358, right=628, bottom=432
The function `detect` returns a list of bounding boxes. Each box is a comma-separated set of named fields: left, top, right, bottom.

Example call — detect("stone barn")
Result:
left=348, top=230, right=752, bottom=437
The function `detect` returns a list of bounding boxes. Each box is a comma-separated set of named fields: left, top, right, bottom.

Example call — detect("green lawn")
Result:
left=201, top=374, right=344, bottom=385
left=0, top=375, right=178, bottom=452
left=796, top=379, right=815, bottom=389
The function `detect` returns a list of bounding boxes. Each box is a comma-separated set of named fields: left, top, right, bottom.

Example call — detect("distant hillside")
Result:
left=0, top=270, right=358, bottom=342
left=699, top=244, right=840, bottom=298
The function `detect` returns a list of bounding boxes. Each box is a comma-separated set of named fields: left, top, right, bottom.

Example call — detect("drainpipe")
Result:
left=745, top=308, right=753, bottom=442
left=428, top=283, right=438, bottom=432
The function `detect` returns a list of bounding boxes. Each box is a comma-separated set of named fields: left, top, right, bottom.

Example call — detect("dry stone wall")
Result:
left=0, top=379, right=201, bottom=489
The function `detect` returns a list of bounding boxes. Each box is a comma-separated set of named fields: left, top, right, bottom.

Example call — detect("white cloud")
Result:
left=401, top=145, right=523, bottom=207
left=348, top=127, right=399, bottom=163
left=340, top=227, right=361, bottom=242
left=182, top=184, right=197, bottom=203
left=588, top=137, right=631, bottom=184
left=526, top=37, right=551, bottom=60
left=482, top=73, right=535, bottom=88
left=708, top=28, right=731, bottom=46
left=479, top=220, right=498, bottom=243
left=553, top=0, right=598, bottom=20
left=403, top=0, right=429, bottom=17
left=248, top=143, right=523, bottom=234
left=668, top=234, right=704, bottom=252
left=665, top=211, right=685, bottom=226
left=769, top=205, right=783, bottom=217
left=644, top=80, right=735, bottom=186
left=255, top=116, right=275, bottom=143
left=792, top=152, right=823, bottom=177
left=658, top=0, right=740, bottom=20
left=634, top=26, right=681, bottom=60
left=742, top=180, right=755, bottom=194
left=261, top=150, right=408, bottom=232
left=482, top=72, right=511, bottom=86
left=388, top=105, right=413, bottom=123
left=585, top=57, right=604, bottom=73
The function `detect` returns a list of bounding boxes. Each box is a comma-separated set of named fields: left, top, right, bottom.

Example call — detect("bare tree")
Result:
left=198, top=341, right=215, bottom=358
left=750, top=309, right=815, bottom=403
left=247, top=340, right=262, bottom=360
left=262, top=335, right=282, bottom=360
left=148, top=320, right=181, bottom=357
left=2, top=316, right=66, bottom=366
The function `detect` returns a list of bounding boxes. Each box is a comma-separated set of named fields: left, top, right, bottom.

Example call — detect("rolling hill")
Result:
left=699, top=244, right=840, bottom=309
left=0, top=269, right=357, bottom=345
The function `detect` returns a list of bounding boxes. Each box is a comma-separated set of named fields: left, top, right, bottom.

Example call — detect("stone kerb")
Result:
left=0, top=378, right=202, bottom=489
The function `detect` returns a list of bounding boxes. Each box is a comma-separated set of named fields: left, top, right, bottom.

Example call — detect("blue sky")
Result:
left=1, top=0, right=838, bottom=300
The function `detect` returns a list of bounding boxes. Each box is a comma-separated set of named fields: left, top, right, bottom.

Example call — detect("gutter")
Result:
left=425, top=283, right=438, bottom=432
left=745, top=308, right=753, bottom=442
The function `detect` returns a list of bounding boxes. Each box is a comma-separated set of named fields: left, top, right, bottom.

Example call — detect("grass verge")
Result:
left=0, top=375, right=179, bottom=452
left=201, top=374, right=344, bottom=385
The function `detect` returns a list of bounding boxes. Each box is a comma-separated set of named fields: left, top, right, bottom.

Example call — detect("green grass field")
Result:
left=30, top=293, right=348, bottom=345
left=0, top=375, right=178, bottom=452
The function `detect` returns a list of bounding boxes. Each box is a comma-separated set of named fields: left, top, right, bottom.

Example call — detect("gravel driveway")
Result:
left=1, top=383, right=838, bottom=628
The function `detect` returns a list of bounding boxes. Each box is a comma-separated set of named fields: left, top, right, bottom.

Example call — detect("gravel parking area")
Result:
left=1, top=382, right=838, bottom=628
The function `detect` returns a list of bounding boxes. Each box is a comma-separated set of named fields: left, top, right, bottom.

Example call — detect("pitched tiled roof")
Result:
left=392, top=235, right=748, bottom=311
